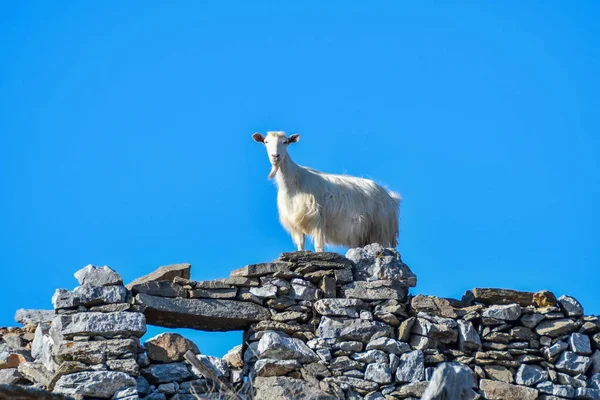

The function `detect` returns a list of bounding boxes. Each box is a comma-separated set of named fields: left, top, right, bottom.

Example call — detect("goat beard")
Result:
left=268, top=164, right=279, bottom=179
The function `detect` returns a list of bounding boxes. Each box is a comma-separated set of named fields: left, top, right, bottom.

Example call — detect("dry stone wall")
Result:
left=2, top=243, right=600, bottom=400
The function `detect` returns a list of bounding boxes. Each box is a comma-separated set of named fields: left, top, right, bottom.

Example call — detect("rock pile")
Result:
left=3, top=244, right=600, bottom=399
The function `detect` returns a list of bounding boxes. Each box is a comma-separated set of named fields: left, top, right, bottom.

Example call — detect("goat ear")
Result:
left=252, top=132, right=265, bottom=143
left=287, top=134, right=300, bottom=144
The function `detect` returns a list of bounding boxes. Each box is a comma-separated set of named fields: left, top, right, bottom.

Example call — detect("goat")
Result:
left=252, top=131, right=401, bottom=252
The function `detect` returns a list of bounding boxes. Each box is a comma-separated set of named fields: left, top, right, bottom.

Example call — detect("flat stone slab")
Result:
left=135, top=293, right=272, bottom=331
left=14, top=309, right=54, bottom=325
left=50, top=312, right=146, bottom=339
left=230, top=263, right=292, bottom=278
left=462, top=288, right=535, bottom=307
left=126, top=263, right=191, bottom=290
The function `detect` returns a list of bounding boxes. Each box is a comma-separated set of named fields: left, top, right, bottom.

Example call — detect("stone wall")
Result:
left=2, top=243, right=600, bottom=400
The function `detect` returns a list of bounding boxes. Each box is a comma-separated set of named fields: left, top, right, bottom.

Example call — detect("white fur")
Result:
left=252, top=131, right=401, bottom=252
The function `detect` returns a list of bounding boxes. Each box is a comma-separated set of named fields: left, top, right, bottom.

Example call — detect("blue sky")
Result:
left=1, top=1, right=598, bottom=357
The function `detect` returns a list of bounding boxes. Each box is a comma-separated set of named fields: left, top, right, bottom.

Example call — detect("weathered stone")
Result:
left=365, top=363, right=392, bottom=384
left=112, top=386, right=138, bottom=400
left=193, top=354, right=229, bottom=378
left=130, top=281, right=187, bottom=298
left=254, top=376, right=337, bottom=399
left=52, top=289, right=80, bottom=310
left=74, top=284, right=127, bottom=306
left=366, top=337, right=410, bottom=355
left=257, top=331, right=319, bottom=363
left=555, top=351, right=592, bottom=375
left=53, top=338, right=139, bottom=364
left=89, top=303, right=131, bottom=313
left=190, top=287, right=239, bottom=299
left=324, top=375, right=379, bottom=393
left=17, top=361, right=53, bottom=386
left=352, top=350, right=388, bottom=364
left=255, top=359, right=301, bottom=377
left=230, top=262, right=291, bottom=278
left=126, top=263, right=191, bottom=289
left=0, top=368, right=24, bottom=384
left=556, top=372, right=586, bottom=388
left=410, top=295, right=458, bottom=318
left=576, top=388, right=600, bottom=400
left=558, top=295, right=583, bottom=317
left=105, top=359, right=139, bottom=376
left=463, top=288, right=535, bottom=307
left=398, top=317, right=416, bottom=342
left=592, top=351, right=600, bottom=374
left=480, top=379, right=538, bottom=400
left=482, top=304, right=522, bottom=321
left=510, top=326, right=536, bottom=341
left=457, top=320, right=481, bottom=352
left=314, top=299, right=363, bottom=317
left=317, top=316, right=393, bottom=343
left=53, top=371, right=136, bottom=398
left=569, top=332, right=592, bottom=355
left=536, top=318, right=577, bottom=337
left=534, top=290, right=558, bottom=308
left=141, top=363, right=192, bottom=384
left=320, top=276, right=336, bottom=298
left=395, top=350, right=424, bottom=383
left=0, top=383, right=76, bottom=399
left=484, top=365, right=513, bottom=383
left=135, top=293, right=270, bottom=330
left=342, top=281, right=407, bottom=301
left=541, top=341, right=568, bottom=360
left=412, top=316, right=458, bottom=343
left=145, top=332, right=199, bottom=363
left=250, top=285, right=278, bottom=299
left=515, top=364, right=548, bottom=386
left=291, top=279, right=317, bottom=300
left=14, top=309, right=54, bottom=326
left=50, top=312, right=146, bottom=339
left=536, top=381, right=576, bottom=398
left=421, top=362, right=477, bottom=400
left=223, top=344, right=243, bottom=368
left=75, top=264, right=123, bottom=287
left=521, top=312, right=545, bottom=328
left=31, top=322, right=56, bottom=372
left=345, top=244, right=416, bottom=286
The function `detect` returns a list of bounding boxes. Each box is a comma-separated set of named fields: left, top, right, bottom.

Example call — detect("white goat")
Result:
left=252, top=131, right=401, bottom=252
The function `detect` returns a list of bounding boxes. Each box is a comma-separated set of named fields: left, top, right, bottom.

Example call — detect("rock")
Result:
left=75, top=264, right=123, bottom=287
left=53, top=371, right=136, bottom=398
left=141, top=363, right=192, bottom=384
left=255, top=359, right=301, bottom=377
left=479, top=379, right=538, bottom=400
left=593, top=351, right=600, bottom=374
left=536, top=318, right=577, bottom=337
left=223, top=344, right=243, bottom=368
left=398, top=317, right=416, bottom=342
left=52, top=289, right=80, bottom=310
left=558, top=295, right=583, bottom=317
left=250, top=285, right=278, bottom=299
left=135, top=293, right=270, bottom=331
left=457, top=320, right=481, bottom=352
left=421, top=362, right=477, bottom=400
left=515, top=364, right=548, bottom=386
left=136, top=376, right=151, bottom=395
left=32, top=322, right=56, bottom=372
left=366, top=337, right=410, bottom=355
left=412, top=315, right=458, bottom=343
left=317, top=316, right=394, bottom=343
left=396, top=350, right=424, bottom=383
left=17, top=361, right=53, bottom=387
left=345, top=244, right=416, bottom=286
left=254, top=376, right=337, bottom=399
left=521, top=313, right=545, bottom=328
left=364, top=363, right=392, bottom=383
left=126, top=263, right=191, bottom=289
left=462, top=288, right=535, bottom=307
left=230, top=263, right=291, bottom=278
left=50, top=361, right=98, bottom=389
left=569, top=332, right=592, bottom=355
left=112, top=386, right=138, bottom=400
left=324, top=375, right=379, bottom=393
left=481, top=304, right=522, bottom=321
left=106, top=359, right=140, bottom=375
left=410, top=295, right=457, bottom=318
left=145, top=332, right=199, bottom=363
left=50, top=312, right=146, bottom=339
left=74, top=284, right=128, bottom=306
left=53, top=338, right=138, bottom=364
left=556, top=372, right=586, bottom=388
left=576, top=388, right=600, bottom=400
left=192, top=354, right=229, bottom=378
left=14, top=309, right=54, bottom=325
left=484, top=365, right=513, bottom=383
left=130, top=281, right=188, bottom=298
left=0, top=384, right=76, bottom=400
left=0, top=368, right=24, bottom=384
left=342, top=281, right=407, bottom=301
left=541, top=341, right=569, bottom=360
left=89, top=303, right=132, bottom=313
left=555, top=351, right=592, bottom=375
left=291, top=279, right=317, bottom=300
left=257, top=331, right=318, bottom=363
left=314, top=299, right=363, bottom=318
left=533, top=291, right=558, bottom=308
left=536, top=381, right=576, bottom=398
left=352, top=350, right=387, bottom=364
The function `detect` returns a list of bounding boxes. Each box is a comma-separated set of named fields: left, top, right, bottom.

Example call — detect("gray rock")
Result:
left=106, top=359, right=140, bottom=375
left=556, top=372, right=586, bottom=388
left=482, top=304, right=522, bottom=321
left=144, top=332, right=199, bottom=363
left=593, top=350, right=600, bottom=374
left=14, top=309, right=54, bottom=325
left=257, top=331, right=318, bottom=363
left=412, top=316, right=458, bottom=344
left=462, top=288, right=535, bottom=306
left=52, top=289, right=80, bottom=310
left=141, top=363, right=192, bottom=384
left=313, top=299, right=363, bottom=318
left=576, top=388, right=600, bottom=400
left=75, top=264, right=123, bottom=287
left=569, top=332, right=592, bottom=355
left=536, top=318, right=578, bottom=337
left=291, top=279, right=317, bottom=300
left=365, top=363, right=392, bottom=384
left=366, top=337, right=410, bottom=355
left=457, top=320, right=481, bottom=352
left=323, top=375, right=379, bottom=393
left=17, top=361, right=53, bottom=387
left=352, top=350, right=388, bottom=364
left=31, top=322, right=56, bottom=372
left=74, top=284, right=127, bottom=306
left=250, top=285, right=278, bottom=299
left=189, top=287, right=239, bottom=299
left=334, top=341, right=364, bottom=352
left=193, top=354, right=229, bottom=378
left=541, top=341, right=568, bottom=360
left=0, top=368, right=24, bottom=384
left=53, top=371, right=136, bottom=398
left=53, top=338, right=138, bottom=365
left=0, top=383, right=77, bottom=399
left=136, top=376, right=151, bottom=396
left=515, top=364, right=548, bottom=386
left=130, top=281, right=187, bottom=298
left=223, top=344, right=243, bottom=368
left=254, top=376, right=337, bottom=399
left=521, top=313, right=545, bottom=328
left=342, top=280, right=407, bottom=301
left=50, top=312, right=146, bottom=339
left=558, top=295, right=583, bottom=317
left=484, top=365, right=513, bottom=383
left=317, top=348, right=332, bottom=362
left=126, top=263, right=191, bottom=289
left=345, top=244, right=416, bottom=287
left=396, top=350, right=424, bottom=383
left=421, top=362, right=477, bottom=400
left=410, top=295, right=457, bottom=319
left=254, top=358, right=301, bottom=377
left=144, top=394, right=166, bottom=400
left=317, top=316, right=394, bottom=343
left=112, top=386, right=138, bottom=400
left=480, top=379, right=538, bottom=400
left=555, top=351, right=592, bottom=375
left=230, top=262, right=291, bottom=278
left=135, top=293, right=270, bottom=331
left=536, top=381, right=576, bottom=398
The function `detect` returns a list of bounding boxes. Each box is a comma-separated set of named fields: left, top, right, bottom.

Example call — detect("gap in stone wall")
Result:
left=142, top=326, right=243, bottom=358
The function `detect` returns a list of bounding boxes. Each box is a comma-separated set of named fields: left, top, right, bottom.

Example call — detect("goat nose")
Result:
left=271, top=154, right=280, bottom=158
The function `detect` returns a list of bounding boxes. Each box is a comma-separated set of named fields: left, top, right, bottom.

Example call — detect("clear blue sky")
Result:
left=1, top=1, right=598, bottom=357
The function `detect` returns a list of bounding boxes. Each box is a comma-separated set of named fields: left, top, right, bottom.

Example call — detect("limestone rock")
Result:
left=145, top=332, right=199, bottom=363
left=257, top=331, right=319, bottom=363
left=254, top=376, right=337, bottom=399
left=250, top=285, right=278, bottom=299
left=558, top=295, right=583, bottom=317
left=32, top=322, right=56, bottom=372
left=342, top=281, right=407, bottom=301
left=345, top=243, right=416, bottom=286
left=462, top=288, right=535, bottom=307
left=75, top=265, right=123, bottom=287
left=481, top=304, right=522, bottom=321
left=74, top=284, right=127, bottom=306
left=396, top=350, right=424, bottom=383
left=52, top=289, right=79, bottom=310
left=135, top=293, right=270, bottom=331
left=193, top=354, right=229, bottom=378
left=317, top=316, right=393, bottom=343
left=17, top=361, right=53, bottom=387
left=50, top=312, right=146, bottom=339
left=569, top=332, right=592, bottom=355
left=421, top=362, right=477, bottom=400
left=536, top=318, right=577, bottom=337
left=254, top=359, right=301, bottom=377
left=457, top=320, right=481, bottom=352
left=365, top=337, right=410, bottom=355
left=364, top=363, right=392, bottom=384
left=126, top=263, right=191, bottom=289
left=230, top=263, right=291, bottom=278
left=314, top=299, right=363, bottom=318
left=479, top=379, right=538, bottom=400
left=410, top=295, right=457, bottom=318
left=520, top=312, right=545, bottom=328
left=53, top=338, right=139, bottom=365
left=533, top=290, right=557, bottom=308
left=0, top=368, right=25, bottom=384
left=53, top=371, right=136, bottom=398
left=14, top=309, right=55, bottom=326
left=555, top=351, right=592, bottom=375
left=291, top=279, right=317, bottom=300
left=515, top=364, right=548, bottom=386
left=141, top=363, right=192, bottom=384
left=536, top=381, right=576, bottom=398
left=223, top=344, right=243, bottom=368
left=0, top=384, right=76, bottom=399
left=130, top=281, right=187, bottom=298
